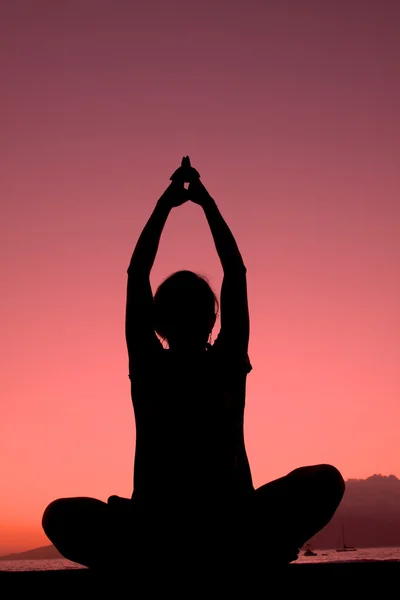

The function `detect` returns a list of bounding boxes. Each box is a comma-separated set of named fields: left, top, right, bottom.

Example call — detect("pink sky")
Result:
left=1, top=0, right=399, bottom=554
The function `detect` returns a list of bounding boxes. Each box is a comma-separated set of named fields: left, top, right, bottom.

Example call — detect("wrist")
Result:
left=156, top=196, right=173, bottom=213
left=201, top=196, right=216, bottom=211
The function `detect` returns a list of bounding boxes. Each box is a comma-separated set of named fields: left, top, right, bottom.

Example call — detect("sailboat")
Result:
left=336, top=524, right=357, bottom=552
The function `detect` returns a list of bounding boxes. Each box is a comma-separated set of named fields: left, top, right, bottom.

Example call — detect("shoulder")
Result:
left=210, top=332, right=252, bottom=375
left=129, top=343, right=166, bottom=380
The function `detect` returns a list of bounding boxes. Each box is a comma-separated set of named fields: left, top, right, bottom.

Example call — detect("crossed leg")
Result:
left=251, top=463, right=345, bottom=563
left=42, top=496, right=142, bottom=569
left=42, top=464, right=344, bottom=571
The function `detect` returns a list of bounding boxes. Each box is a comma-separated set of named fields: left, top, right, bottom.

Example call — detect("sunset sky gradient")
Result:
left=1, top=0, right=399, bottom=553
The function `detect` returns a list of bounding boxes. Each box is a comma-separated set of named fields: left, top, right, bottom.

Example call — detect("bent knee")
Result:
left=289, top=463, right=345, bottom=498
left=42, top=498, right=69, bottom=536
left=312, top=464, right=345, bottom=498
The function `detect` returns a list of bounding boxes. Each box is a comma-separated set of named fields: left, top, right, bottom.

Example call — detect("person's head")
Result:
left=153, top=270, right=218, bottom=350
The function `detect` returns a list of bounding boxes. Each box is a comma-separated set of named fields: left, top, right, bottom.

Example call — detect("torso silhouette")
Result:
left=129, top=335, right=253, bottom=508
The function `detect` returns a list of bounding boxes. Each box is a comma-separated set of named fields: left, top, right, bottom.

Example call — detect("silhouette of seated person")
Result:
left=42, top=157, right=345, bottom=572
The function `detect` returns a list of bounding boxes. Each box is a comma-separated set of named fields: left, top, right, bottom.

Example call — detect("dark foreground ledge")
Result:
left=1, top=563, right=399, bottom=595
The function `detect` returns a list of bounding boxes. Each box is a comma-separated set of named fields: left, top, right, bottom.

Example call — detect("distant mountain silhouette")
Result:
left=2, top=475, right=399, bottom=560
left=0, top=544, right=63, bottom=561
left=308, top=474, right=400, bottom=549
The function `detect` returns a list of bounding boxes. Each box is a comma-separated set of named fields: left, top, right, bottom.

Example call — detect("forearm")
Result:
left=202, top=198, right=245, bottom=272
left=128, top=198, right=171, bottom=275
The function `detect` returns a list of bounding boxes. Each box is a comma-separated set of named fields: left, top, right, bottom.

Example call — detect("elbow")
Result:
left=127, top=263, right=151, bottom=277
left=223, top=261, right=247, bottom=275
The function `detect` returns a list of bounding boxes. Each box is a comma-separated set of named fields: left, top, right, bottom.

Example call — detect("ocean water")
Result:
left=295, top=546, right=400, bottom=564
left=0, top=559, right=86, bottom=572
left=1, top=547, right=400, bottom=571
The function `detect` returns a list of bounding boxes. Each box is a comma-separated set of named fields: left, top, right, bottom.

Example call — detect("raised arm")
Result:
left=126, top=181, right=188, bottom=361
left=188, top=179, right=249, bottom=354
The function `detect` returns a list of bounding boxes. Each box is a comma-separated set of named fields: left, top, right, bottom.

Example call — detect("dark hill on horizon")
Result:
left=2, top=475, right=400, bottom=559
left=0, top=545, right=63, bottom=561
left=308, top=474, right=400, bottom=549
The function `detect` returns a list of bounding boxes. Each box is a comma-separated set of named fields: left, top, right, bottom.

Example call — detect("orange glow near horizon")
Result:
left=1, top=2, right=399, bottom=554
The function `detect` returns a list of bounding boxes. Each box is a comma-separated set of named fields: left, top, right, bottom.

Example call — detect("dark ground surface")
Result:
left=1, top=563, right=399, bottom=597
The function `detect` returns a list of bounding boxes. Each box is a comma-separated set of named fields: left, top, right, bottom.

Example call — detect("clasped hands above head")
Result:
left=170, top=155, right=200, bottom=184
left=160, top=156, right=213, bottom=208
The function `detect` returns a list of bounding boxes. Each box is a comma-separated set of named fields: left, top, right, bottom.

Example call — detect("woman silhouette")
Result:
left=42, top=158, right=344, bottom=572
